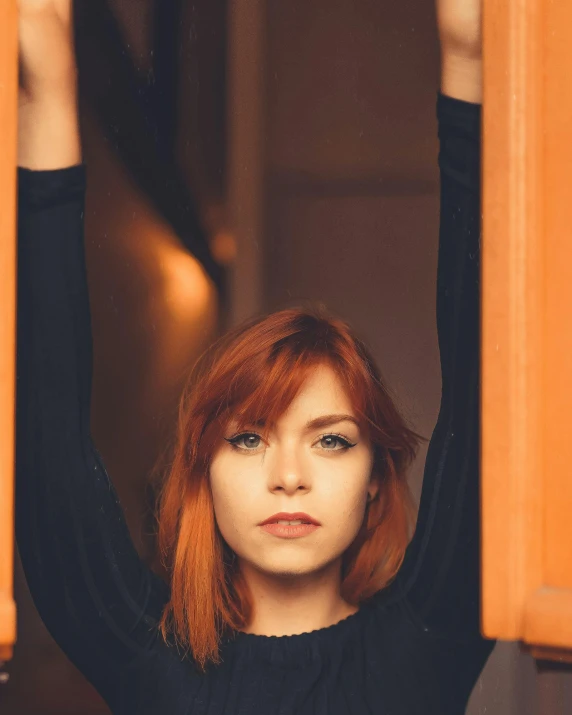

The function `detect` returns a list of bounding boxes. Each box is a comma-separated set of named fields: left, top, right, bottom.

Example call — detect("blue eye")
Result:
left=320, top=434, right=355, bottom=450
left=224, top=432, right=356, bottom=452
left=225, top=433, right=261, bottom=450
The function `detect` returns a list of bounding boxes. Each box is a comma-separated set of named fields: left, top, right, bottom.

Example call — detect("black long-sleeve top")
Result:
left=15, top=91, right=496, bottom=715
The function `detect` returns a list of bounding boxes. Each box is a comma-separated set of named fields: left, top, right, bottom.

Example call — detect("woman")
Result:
left=15, top=0, right=494, bottom=713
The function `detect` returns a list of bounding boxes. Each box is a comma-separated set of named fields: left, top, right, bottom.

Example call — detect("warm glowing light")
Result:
left=211, top=231, right=237, bottom=264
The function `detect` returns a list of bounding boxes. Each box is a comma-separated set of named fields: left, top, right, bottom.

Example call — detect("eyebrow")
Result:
left=248, top=413, right=360, bottom=432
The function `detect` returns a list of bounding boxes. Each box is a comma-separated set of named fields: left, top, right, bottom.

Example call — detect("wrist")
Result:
left=440, top=53, right=482, bottom=104
left=18, top=96, right=82, bottom=170
left=22, top=67, right=78, bottom=107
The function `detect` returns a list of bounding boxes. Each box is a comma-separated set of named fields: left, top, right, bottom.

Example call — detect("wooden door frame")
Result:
left=482, top=0, right=572, bottom=664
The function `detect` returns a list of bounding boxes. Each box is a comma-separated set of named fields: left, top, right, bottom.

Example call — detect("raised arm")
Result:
left=15, top=1, right=169, bottom=698
left=395, top=0, right=490, bottom=643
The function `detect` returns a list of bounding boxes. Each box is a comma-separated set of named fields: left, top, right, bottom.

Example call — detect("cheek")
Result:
left=334, top=485, right=369, bottom=533
left=209, top=456, right=260, bottom=534
left=327, top=454, right=372, bottom=506
left=329, top=459, right=374, bottom=534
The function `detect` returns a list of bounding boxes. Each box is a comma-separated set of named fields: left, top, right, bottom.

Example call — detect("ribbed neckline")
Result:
left=220, top=596, right=382, bottom=666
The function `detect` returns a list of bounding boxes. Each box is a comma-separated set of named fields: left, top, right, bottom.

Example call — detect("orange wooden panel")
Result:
left=0, top=0, right=18, bottom=662
left=482, top=0, right=572, bottom=657
left=481, top=0, right=544, bottom=642
left=542, top=0, right=572, bottom=591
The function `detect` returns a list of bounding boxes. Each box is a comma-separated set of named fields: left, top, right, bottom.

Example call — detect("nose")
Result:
left=267, top=441, right=310, bottom=495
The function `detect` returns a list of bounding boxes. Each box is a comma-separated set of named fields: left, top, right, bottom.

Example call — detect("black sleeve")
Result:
left=395, top=92, right=486, bottom=641
left=15, top=165, right=170, bottom=692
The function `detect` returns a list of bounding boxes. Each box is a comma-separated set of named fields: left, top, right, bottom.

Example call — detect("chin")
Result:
left=253, top=552, right=333, bottom=579
left=260, top=564, right=317, bottom=580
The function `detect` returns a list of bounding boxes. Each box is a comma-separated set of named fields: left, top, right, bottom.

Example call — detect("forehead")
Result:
left=294, top=363, right=351, bottom=402
left=227, top=363, right=358, bottom=430
left=273, top=364, right=356, bottom=425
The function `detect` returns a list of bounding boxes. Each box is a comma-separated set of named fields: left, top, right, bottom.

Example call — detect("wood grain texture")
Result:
left=482, top=0, right=572, bottom=658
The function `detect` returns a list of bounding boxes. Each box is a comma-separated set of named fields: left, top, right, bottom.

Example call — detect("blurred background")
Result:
left=2, top=0, right=572, bottom=712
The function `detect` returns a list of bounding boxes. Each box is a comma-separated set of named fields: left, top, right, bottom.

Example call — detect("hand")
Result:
left=436, top=0, right=482, bottom=60
left=18, top=0, right=77, bottom=105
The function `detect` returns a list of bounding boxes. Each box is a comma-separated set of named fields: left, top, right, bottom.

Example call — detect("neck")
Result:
left=237, top=558, right=359, bottom=637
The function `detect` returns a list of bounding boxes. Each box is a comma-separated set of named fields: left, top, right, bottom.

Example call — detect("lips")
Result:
left=259, top=511, right=321, bottom=526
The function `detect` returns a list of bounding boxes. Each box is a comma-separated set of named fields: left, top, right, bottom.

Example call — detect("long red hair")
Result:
left=154, top=303, right=425, bottom=672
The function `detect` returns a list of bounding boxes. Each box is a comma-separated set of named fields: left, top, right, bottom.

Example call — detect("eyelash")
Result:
left=224, top=432, right=357, bottom=453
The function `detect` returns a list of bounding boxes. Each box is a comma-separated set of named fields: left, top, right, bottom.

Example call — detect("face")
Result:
left=209, top=364, right=378, bottom=581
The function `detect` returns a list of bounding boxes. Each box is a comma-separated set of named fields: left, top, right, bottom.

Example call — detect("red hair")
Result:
left=154, top=303, right=424, bottom=672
